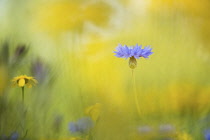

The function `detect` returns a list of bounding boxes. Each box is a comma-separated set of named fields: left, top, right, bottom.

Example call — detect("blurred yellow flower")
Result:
left=32, top=1, right=113, bottom=33
left=69, top=137, right=83, bottom=140
left=150, top=0, right=207, bottom=15
left=85, top=103, right=101, bottom=121
left=176, top=132, right=193, bottom=140
left=12, top=75, right=37, bottom=88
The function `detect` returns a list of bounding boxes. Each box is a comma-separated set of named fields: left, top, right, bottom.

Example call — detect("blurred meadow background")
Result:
left=0, top=0, right=210, bottom=139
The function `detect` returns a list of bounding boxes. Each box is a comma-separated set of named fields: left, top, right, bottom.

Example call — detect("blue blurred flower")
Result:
left=204, top=129, right=210, bottom=140
left=0, top=132, right=19, bottom=140
left=114, top=44, right=153, bottom=59
left=31, top=59, right=50, bottom=85
left=114, top=44, right=153, bottom=69
left=52, top=114, right=63, bottom=133
left=137, top=125, right=152, bottom=134
left=69, top=117, right=94, bottom=134
left=69, top=122, right=79, bottom=133
left=159, top=124, right=175, bottom=134
left=10, top=132, right=19, bottom=140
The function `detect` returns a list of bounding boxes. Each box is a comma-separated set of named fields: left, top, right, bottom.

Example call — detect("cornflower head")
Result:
left=69, top=117, right=94, bottom=134
left=114, top=44, right=153, bottom=69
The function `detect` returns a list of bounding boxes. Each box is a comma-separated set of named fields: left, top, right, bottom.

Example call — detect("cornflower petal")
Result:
left=114, top=44, right=125, bottom=58
left=131, top=44, right=143, bottom=59
left=114, top=44, right=132, bottom=58
left=141, top=46, right=153, bottom=58
left=122, top=45, right=131, bottom=58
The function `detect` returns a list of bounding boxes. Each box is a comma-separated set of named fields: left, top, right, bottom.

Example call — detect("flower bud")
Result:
left=129, top=56, right=137, bottom=69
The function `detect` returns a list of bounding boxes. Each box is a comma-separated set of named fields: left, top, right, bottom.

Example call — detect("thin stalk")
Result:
left=21, top=86, right=28, bottom=139
left=132, top=69, right=141, bottom=116
left=22, top=87, right=24, bottom=103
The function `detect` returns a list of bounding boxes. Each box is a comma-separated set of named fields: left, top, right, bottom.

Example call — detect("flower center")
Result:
left=18, top=78, right=25, bottom=87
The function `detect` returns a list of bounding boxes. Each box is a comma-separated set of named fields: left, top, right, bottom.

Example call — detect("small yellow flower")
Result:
left=69, top=137, right=83, bottom=140
left=176, top=132, right=193, bottom=140
left=85, top=103, right=101, bottom=121
left=12, top=75, right=37, bottom=88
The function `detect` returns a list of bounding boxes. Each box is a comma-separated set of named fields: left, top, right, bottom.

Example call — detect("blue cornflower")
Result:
left=204, top=129, right=210, bottom=140
left=69, top=117, right=94, bottom=134
left=114, top=44, right=153, bottom=69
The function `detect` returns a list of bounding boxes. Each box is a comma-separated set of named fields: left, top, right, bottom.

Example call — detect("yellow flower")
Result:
left=176, top=132, right=193, bottom=140
left=31, top=1, right=113, bottom=34
left=85, top=103, right=101, bottom=121
left=12, top=75, right=37, bottom=88
left=69, top=137, right=83, bottom=140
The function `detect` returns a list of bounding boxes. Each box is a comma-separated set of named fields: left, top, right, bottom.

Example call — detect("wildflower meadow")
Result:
left=0, top=0, right=210, bottom=140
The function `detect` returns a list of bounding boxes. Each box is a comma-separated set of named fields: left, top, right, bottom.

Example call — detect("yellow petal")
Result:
left=69, top=138, right=83, bottom=140
left=85, top=103, right=101, bottom=121
left=26, top=83, right=32, bottom=88
left=176, top=132, right=193, bottom=140
left=18, top=79, right=25, bottom=87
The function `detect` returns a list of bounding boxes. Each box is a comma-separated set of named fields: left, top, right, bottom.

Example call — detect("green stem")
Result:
left=22, top=87, right=24, bottom=103
left=132, top=69, right=141, bottom=116
left=21, top=86, right=28, bottom=139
